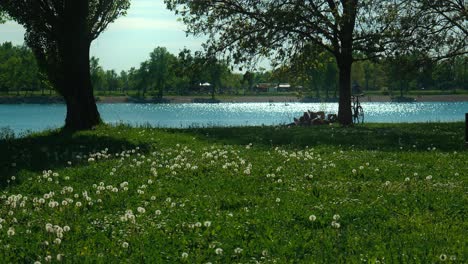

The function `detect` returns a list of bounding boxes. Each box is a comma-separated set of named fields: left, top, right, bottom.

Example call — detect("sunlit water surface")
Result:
left=0, top=102, right=467, bottom=135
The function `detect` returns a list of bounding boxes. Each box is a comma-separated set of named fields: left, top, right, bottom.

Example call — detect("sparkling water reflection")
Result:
left=0, top=102, right=467, bottom=134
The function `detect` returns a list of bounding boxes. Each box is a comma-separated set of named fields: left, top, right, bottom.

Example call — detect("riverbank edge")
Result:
left=1, top=94, right=468, bottom=104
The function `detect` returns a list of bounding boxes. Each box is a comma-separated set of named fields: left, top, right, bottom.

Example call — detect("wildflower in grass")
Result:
left=454, top=173, right=459, bottom=176
left=75, top=202, right=82, bottom=207
left=352, top=169, right=357, bottom=174
left=405, top=177, right=410, bottom=182
left=359, top=166, right=364, bottom=170
left=204, top=221, right=211, bottom=227
left=7, top=227, right=15, bottom=236
left=88, top=158, right=95, bottom=162
left=34, top=261, right=41, bottom=264
left=155, top=210, right=162, bottom=216
left=309, top=215, right=317, bottom=222
left=333, top=214, right=340, bottom=221
left=215, top=248, right=223, bottom=255
left=63, top=226, right=70, bottom=232
left=234, top=247, right=243, bottom=254
left=413, top=172, right=418, bottom=177
left=122, top=242, right=129, bottom=248
left=384, top=181, right=391, bottom=186
left=54, top=238, right=61, bottom=245
left=46, top=223, right=54, bottom=232
left=426, top=175, right=432, bottom=180
left=331, top=221, right=340, bottom=229
left=11, top=176, right=15, bottom=181
left=137, top=207, right=146, bottom=214
left=181, top=252, right=189, bottom=259
left=56, top=254, right=63, bottom=261
left=439, top=254, right=447, bottom=261
left=276, top=198, right=281, bottom=203
left=45, top=255, right=52, bottom=262
left=151, top=196, right=156, bottom=201
left=262, top=250, right=269, bottom=256
left=195, top=222, right=202, bottom=227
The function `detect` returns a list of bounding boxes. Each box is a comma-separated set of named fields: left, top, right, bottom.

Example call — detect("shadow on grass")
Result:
left=0, top=128, right=152, bottom=189
left=173, top=123, right=466, bottom=152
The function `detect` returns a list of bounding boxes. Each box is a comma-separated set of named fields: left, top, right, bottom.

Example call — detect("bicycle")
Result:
left=351, top=93, right=364, bottom=124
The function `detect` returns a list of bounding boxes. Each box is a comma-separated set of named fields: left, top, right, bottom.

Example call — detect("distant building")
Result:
left=255, top=83, right=296, bottom=93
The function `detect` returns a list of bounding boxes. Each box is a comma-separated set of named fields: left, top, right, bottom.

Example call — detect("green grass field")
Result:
left=0, top=123, right=466, bottom=263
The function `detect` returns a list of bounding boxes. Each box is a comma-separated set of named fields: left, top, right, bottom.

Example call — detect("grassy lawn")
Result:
left=0, top=123, right=466, bottom=263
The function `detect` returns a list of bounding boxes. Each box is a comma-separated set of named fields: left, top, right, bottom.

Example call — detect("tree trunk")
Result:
left=337, top=58, right=353, bottom=125
left=60, top=0, right=101, bottom=131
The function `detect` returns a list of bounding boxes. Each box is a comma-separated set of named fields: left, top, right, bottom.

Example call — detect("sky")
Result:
left=0, top=0, right=206, bottom=72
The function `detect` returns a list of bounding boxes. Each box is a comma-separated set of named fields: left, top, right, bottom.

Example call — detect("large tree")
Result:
left=0, top=0, right=130, bottom=130
left=166, top=0, right=464, bottom=125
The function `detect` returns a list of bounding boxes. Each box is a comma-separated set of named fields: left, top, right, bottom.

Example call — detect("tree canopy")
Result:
left=165, top=0, right=466, bottom=125
left=0, top=0, right=130, bottom=130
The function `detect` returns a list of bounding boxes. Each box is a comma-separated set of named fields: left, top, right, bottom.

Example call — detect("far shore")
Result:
left=1, top=94, right=468, bottom=104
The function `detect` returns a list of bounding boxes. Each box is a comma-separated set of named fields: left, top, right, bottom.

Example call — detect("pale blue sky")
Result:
left=0, top=0, right=206, bottom=72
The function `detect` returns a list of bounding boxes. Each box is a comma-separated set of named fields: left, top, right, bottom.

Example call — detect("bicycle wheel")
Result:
left=356, top=105, right=364, bottom=124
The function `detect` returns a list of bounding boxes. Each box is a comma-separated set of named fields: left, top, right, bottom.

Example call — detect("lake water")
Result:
left=1, top=102, right=467, bottom=135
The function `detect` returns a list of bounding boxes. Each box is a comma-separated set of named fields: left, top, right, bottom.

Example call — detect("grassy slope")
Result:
left=0, top=123, right=466, bottom=263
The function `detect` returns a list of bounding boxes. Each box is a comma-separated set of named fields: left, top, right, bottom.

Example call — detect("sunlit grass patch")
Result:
left=0, top=123, right=466, bottom=262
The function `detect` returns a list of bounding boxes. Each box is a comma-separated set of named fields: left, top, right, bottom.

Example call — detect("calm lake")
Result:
left=1, top=102, right=467, bottom=135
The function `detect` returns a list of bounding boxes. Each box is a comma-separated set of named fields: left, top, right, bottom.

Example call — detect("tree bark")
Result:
left=60, top=0, right=101, bottom=131
left=337, top=56, right=353, bottom=125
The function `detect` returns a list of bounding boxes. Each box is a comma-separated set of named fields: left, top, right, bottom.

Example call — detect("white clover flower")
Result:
left=425, top=175, right=432, bottom=180
left=204, top=221, right=211, bottom=227
left=54, top=238, right=61, bottom=245
left=63, top=226, right=70, bottom=232
left=359, top=166, right=364, bottom=170
left=34, top=261, right=41, bottom=264
left=333, top=214, right=340, bottom=221
left=352, top=169, right=357, bottom=174
left=331, top=221, right=340, bottom=229
left=439, top=254, right=447, bottom=261
left=262, top=250, right=269, bottom=256
left=181, top=252, right=189, bottom=259
left=88, top=158, right=95, bottom=162
left=45, top=255, right=52, bottom=262
left=7, top=227, right=15, bottom=236
left=405, top=177, right=410, bottom=182
left=384, top=181, right=391, bottom=186
left=151, top=196, right=156, bottom=201
left=234, top=247, right=243, bottom=254
left=137, top=207, right=146, bottom=214
left=155, top=210, right=161, bottom=216
left=276, top=198, right=281, bottom=203
left=215, top=248, right=223, bottom=255
left=454, top=172, right=459, bottom=176
left=56, top=254, right=63, bottom=261
left=309, top=215, right=317, bottom=222
left=122, top=242, right=129, bottom=248
left=75, top=202, right=82, bottom=207
left=413, top=172, right=418, bottom=177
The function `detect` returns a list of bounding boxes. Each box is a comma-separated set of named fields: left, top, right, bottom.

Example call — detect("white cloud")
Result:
left=108, top=17, right=185, bottom=31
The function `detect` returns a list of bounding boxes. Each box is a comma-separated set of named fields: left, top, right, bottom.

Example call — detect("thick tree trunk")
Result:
left=60, top=1, right=101, bottom=131
left=337, top=58, right=353, bottom=125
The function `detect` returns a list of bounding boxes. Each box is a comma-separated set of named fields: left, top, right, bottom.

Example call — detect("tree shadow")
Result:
left=0, top=128, right=152, bottom=189
left=172, top=123, right=466, bottom=152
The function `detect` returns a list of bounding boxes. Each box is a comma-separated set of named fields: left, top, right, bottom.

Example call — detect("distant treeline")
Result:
left=0, top=42, right=466, bottom=97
